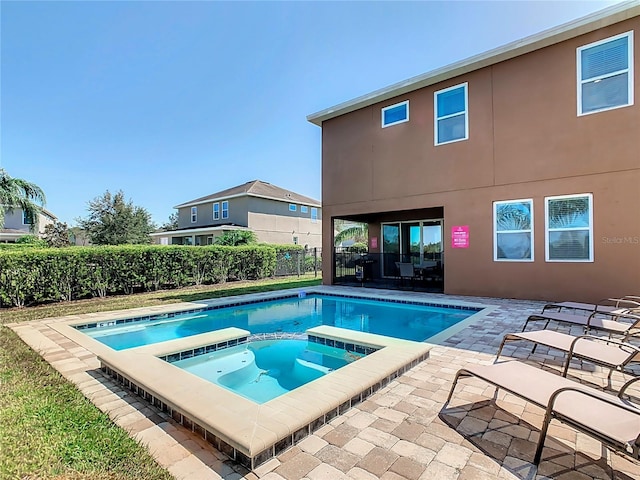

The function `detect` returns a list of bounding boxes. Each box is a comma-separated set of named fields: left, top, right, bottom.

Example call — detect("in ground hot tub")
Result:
left=172, top=339, right=363, bottom=403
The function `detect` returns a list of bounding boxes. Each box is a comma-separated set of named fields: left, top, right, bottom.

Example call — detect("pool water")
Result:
left=85, top=294, right=475, bottom=350
left=173, top=339, right=361, bottom=403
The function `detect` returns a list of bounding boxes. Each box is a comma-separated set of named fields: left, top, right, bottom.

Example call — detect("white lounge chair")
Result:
left=496, top=330, right=640, bottom=378
left=445, top=361, right=640, bottom=465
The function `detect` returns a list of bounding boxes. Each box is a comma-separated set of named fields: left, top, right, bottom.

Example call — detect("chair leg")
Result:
left=534, top=410, right=554, bottom=465
left=444, top=370, right=468, bottom=407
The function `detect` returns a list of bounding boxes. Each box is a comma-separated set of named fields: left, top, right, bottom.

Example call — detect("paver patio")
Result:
left=8, top=286, right=640, bottom=479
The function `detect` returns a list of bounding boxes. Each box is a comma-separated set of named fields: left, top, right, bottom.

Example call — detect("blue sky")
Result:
left=1, top=0, right=620, bottom=226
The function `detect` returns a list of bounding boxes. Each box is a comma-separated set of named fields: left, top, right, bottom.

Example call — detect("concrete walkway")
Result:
left=8, top=287, right=640, bottom=480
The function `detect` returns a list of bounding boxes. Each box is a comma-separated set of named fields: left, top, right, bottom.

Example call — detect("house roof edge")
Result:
left=307, top=1, right=640, bottom=126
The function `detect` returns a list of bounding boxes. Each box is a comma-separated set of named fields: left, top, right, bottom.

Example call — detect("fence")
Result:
left=333, top=250, right=443, bottom=290
left=274, top=247, right=322, bottom=277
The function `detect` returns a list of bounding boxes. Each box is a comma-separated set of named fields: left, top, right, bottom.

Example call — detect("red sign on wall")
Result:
left=370, top=237, right=378, bottom=249
left=451, top=226, right=470, bottom=249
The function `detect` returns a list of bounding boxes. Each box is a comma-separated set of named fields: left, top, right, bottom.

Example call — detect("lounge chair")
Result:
left=444, top=360, right=640, bottom=465
left=542, top=296, right=640, bottom=316
left=496, top=330, right=640, bottom=378
left=523, top=310, right=640, bottom=341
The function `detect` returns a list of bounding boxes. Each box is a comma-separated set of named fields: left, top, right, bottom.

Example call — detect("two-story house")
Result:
left=152, top=180, right=322, bottom=248
left=307, top=2, right=640, bottom=302
left=0, top=207, right=57, bottom=242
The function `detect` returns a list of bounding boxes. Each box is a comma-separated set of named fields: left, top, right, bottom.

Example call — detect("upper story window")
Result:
left=381, top=100, right=409, bottom=128
left=213, top=202, right=220, bottom=220
left=300, top=205, right=308, bottom=214
left=222, top=201, right=229, bottom=219
left=22, top=210, right=34, bottom=225
left=289, top=204, right=297, bottom=212
left=493, top=199, right=534, bottom=262
left=577, top=31, right=633, bottom=115
left=434, top=83, right=468, bottom=145
left=545, top=193, right=593, bottom=262
left=311, top=207, right=318, bottom=223
left=190, top=206, right=197, bottom=223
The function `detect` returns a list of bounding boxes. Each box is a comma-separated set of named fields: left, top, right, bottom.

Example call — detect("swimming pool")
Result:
left=53, top=286, right=493, bottom=469
left=80, top=293, right=478, bottom=350
left=173, top=339, right=363, bottom=404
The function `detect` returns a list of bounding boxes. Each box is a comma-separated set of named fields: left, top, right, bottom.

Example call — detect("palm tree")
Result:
left=334, top=220, right=368, bottom=246
left=0, top=169, right=46, bottom=231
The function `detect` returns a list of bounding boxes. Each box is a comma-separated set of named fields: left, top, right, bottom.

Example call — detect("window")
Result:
left=578, top=31, right=633, bottom=115
left=213, top=203, right=220, bottom=220
left=434, top=83, right=468, bottom=145
left=381, top=100, right=409, bottom=128
left=222, top=201, right=229, bottom=219
left=311, top=207, right=318, bottom=223
left=545, top=193, right=593, bottom=262
left=300, top=205, right=308, bottom=214
left=289, top=204, right=297, bottom=212
left=22, top=211, right=34, bottom=225
left=493, top=199, right=534, bottom=261
left=191, top=206, right=197, bottom=223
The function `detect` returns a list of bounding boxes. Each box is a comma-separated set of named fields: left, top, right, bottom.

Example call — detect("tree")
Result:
left=334, top=220, right=368, bottom=246
left=160, top=212, right=179, bottom=231
left=214, top=230, right=257, bottom=246
left=0, top=168, right=46, bottom=231
left=77, top=190, right=155, bottom=245
left=43, top=221, right=72, bottom=247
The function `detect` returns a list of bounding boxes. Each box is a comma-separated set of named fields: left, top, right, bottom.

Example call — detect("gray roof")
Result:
left=307, top=1, right=640, bottom=126
left=174, top=180, right=321, bottom=209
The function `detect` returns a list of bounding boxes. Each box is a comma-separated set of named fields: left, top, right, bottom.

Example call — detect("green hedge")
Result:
left=0, top=245, right=277, bottom=308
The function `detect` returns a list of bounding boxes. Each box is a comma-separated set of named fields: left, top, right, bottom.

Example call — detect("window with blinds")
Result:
left=434, top=83, right=468, bottom=145
left=577, top=31, right=633, bottom=115
left=494, top=199, right=534, bottom=261
left=545, top=194, right=593, bottom=262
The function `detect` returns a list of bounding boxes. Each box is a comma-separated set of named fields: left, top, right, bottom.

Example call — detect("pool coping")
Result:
left=39, top=285, right=499, bottom=469
left=96, top=326, right=431, bottom=469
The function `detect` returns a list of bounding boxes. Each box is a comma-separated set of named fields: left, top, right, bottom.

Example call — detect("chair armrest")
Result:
left=619, top=376, right=640, bottom=399
left=606, top=298, right=640, bottom=308
left=549, top=386, right=640, bottom=417
left=588, top=311, right=640, bottom=326
left=569, top=335, right=640, bottom=354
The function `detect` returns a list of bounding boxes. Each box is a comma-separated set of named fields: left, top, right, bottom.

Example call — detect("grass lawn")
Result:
left=0, top=275, right=321, bottom=480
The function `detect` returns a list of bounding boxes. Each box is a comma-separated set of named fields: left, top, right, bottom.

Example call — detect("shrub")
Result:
left=15, top=235, right=47, bottom=247
left=0, top=244, right=278, bottom=308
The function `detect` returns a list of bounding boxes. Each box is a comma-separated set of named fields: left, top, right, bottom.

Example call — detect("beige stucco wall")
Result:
left=2, top=208, right=55, bottom=236
left=320, top=17, right=640, bottom=303
left=177, top=197, right=249, bottom=229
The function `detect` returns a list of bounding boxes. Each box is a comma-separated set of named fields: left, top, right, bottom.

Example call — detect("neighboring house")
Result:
left=0, top=207, right=57, bottom=242
left=307, top=2, right=640, bottom=302
left=151, top=180, right=322, bottom=248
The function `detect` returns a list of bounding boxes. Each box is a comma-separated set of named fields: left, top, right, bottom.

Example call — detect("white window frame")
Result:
left=545, top=193, right=593, bottom=262
left=190, top=206, right=197, bottom=223
left=434, top=82, right=468, bottom=146
left=493, top=199, right=534, bottom=262
left=22, top=210, right=34, bottom=225
left=300, top=205, right=308, bottom=214
left=213, top=202, right=220, bottom=220
left=577, top=31, right=634, bottom=116
left=289, top=204, right=297, bottom=212
left=222, top=201, right=229, bottom=219
left=381, top=100, right=409, bottom=128
left=311, top=207, right=318, bottom=223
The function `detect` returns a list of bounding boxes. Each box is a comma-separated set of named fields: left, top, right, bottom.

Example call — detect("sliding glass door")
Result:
left=381, top=220, right=443, bottom=277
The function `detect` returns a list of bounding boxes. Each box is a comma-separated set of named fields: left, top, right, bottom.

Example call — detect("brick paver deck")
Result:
left=8, top=286, right=640, bottom=479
